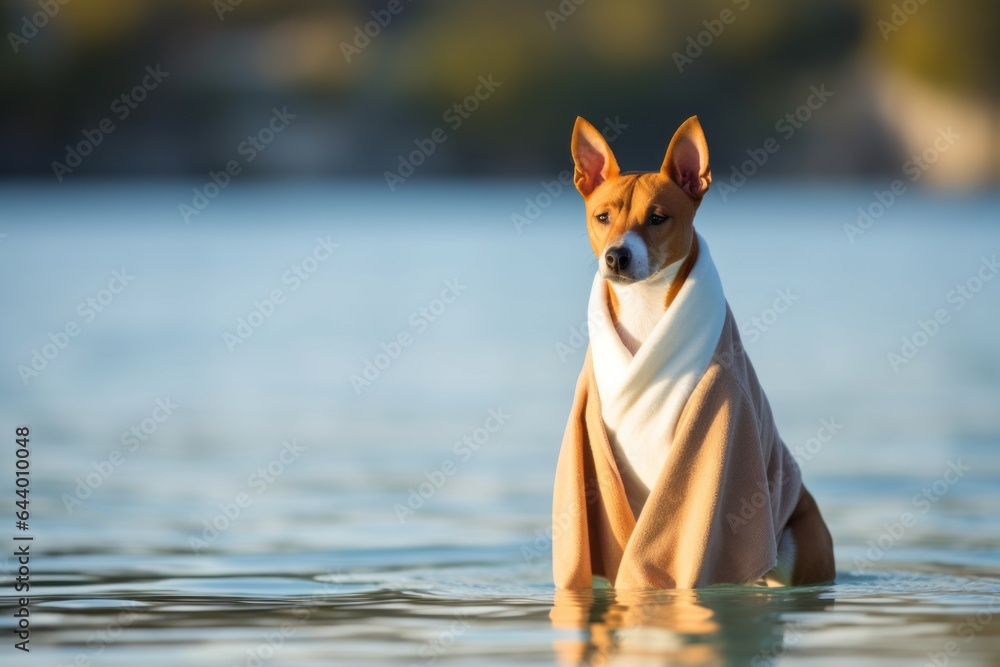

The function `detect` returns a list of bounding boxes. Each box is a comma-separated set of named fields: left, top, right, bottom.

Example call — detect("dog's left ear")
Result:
left=571, top=116, right=620, bottom=198
left=661, top=116, right=711, bottom=199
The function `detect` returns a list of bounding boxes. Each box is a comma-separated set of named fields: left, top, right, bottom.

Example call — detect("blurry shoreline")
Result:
left=2, top=1, right=998, bottom=186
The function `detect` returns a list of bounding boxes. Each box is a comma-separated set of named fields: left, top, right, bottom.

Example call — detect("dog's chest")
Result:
left=611, top=276, right=671, bottom=356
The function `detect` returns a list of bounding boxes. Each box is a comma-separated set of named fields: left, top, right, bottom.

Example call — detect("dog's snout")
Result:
left=605, top=247, right=631, bottom=272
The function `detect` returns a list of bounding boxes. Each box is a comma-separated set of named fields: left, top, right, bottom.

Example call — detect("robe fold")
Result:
left=553, top=237, right=824, bottom=589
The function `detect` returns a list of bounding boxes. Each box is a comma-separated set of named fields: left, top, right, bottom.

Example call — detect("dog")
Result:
left=551, top=116, right=835, bottom=589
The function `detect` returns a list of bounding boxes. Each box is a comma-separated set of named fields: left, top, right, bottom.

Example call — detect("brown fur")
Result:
left=665, top=233, right=699, bottom=311
left=788, top=487, right=837, bottom=585
left=570, top=116, right=711, bottom=322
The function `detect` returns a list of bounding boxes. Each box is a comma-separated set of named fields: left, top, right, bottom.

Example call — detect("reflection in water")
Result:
left=551, top=585, right=834, bottom=666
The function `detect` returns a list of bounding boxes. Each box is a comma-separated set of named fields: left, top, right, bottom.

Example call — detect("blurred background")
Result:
left=2, top=2, right=999, bottom=666
left=1, top=0, right=999, bottom=185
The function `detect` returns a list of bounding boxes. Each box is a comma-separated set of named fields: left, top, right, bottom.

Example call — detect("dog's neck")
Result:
left=608, top=236, right=700, bottom=355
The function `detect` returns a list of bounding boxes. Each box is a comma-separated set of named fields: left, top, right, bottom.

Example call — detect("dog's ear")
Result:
left=661, top=116, right=711, bottom=199
left=571, top=117, right=620, bottom=198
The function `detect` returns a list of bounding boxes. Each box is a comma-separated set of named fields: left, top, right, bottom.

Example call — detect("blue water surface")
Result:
left=0, top=181, right=998, bottom=666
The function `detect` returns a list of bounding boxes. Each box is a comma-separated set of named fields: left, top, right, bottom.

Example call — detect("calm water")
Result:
left=1, top=182, right=999, bottom=666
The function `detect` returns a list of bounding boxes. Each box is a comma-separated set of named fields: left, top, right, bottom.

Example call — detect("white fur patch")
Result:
left=620, top=231, right=650, bottom=280
left=599, top=231, right=650, bottom=282
left=609, top=255, right=686, bottom=355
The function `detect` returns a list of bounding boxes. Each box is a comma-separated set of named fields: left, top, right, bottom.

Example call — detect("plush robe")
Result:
left=553, top=239, right=823, bottom=589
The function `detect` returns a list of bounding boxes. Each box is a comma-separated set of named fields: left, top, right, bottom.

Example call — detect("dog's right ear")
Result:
left=571, top=117, right=620, bottom=198
left=661, top=116, right=711, bottom=199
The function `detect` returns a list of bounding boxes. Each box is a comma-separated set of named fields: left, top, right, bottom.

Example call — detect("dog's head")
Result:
left=571, top=116, right=711, bottom=285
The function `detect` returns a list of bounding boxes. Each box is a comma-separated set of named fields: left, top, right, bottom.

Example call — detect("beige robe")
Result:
left=553, top=309, right=829, bottom=589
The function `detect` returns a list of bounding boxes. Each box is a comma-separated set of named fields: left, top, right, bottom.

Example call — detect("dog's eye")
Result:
left=596, top=213, right=609, bottom=223
left=649, top=214, right=670, bottom=225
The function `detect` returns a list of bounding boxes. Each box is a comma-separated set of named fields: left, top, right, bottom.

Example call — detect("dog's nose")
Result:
left=605, top=247, right=631, bottom=272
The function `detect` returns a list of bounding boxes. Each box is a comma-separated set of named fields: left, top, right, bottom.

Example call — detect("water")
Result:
left=1, top=182, right=999, bottom=666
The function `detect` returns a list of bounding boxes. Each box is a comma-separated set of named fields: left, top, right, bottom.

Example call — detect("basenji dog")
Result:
left=556, top=116, right=834, bottom=587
